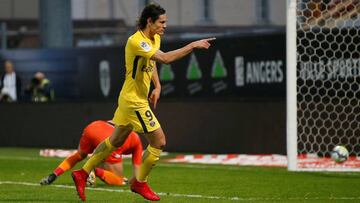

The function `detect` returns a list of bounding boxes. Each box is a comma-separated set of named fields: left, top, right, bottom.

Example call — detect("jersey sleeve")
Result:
left=128, top=37, right=158, bottom=59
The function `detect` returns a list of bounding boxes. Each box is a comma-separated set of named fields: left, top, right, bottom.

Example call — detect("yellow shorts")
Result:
left=112, top=101, right=161, bottom=133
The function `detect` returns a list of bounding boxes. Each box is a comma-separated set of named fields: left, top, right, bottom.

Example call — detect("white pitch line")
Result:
left=0, top=181, right=242, bottom=201
left=1, top=181, right=360, bottom=201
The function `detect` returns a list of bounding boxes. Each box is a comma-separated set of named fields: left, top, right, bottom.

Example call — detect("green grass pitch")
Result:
left=0, top=147, right=360, bottom=202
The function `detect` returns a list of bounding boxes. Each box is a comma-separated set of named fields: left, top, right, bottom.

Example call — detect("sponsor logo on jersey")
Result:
left=150, top=121, right=156, bottom=127
left=140, top=41, right=151, bottom=52
left=141, top=65, right=153, bottom=72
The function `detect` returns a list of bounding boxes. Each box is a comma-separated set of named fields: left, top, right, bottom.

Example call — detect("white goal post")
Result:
left=287, top=0, right=360, bottom=171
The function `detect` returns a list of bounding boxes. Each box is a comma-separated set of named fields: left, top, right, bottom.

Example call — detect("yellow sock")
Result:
left=83, top=138, right=116, bottom=173
left=137, top=145, right=162, bottom=182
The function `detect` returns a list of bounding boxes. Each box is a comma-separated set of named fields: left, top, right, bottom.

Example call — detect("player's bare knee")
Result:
left=149, top=139, right=165, bottom=149
left=110, top=128, right=132, bottom=147
left=111, top=137, right=127, bottom=147
left=160, top=139, right=166, bottom=149
left=156, top=139, right=166, bottom=149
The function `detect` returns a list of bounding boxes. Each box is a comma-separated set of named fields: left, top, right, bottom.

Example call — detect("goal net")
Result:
left=287, top=0, right=360, bottom=171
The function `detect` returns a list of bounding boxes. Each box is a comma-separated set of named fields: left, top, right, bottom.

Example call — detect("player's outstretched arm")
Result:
left=151, top=37, right=216, bottom=64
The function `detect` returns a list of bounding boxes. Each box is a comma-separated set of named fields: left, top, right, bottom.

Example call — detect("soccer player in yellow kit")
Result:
left=72, top=3, right=215, bottom=201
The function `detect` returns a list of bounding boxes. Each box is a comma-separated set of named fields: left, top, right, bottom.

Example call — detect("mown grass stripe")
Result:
left=1, top=181, right=360, bottom=201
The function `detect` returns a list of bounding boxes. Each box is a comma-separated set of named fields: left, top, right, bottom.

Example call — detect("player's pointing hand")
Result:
left=191, top=37, right=216, bottom=49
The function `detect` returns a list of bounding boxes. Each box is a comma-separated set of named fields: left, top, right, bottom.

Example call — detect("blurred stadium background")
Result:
left=1, top=0, right=360, bottom=202
left=0, top=0, right=286, bottom=154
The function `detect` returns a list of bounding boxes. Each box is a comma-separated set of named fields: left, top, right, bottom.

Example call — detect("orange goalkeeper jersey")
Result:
left=79, top=120, right=142, bottom=165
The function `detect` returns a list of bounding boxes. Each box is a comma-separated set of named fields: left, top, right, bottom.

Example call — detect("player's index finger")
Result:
left=205, top=37, right=216, bottom=41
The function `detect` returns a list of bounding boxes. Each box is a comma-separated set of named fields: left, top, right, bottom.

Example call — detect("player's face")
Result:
left=150, top=14, right=167, bottom=36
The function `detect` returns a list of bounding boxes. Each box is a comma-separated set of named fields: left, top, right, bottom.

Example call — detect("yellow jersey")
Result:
left=119, top=30, right=161, bottom=107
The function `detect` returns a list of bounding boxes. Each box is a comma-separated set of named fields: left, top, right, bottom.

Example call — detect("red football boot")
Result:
left=71, top=169, right=88, bottom=201
left=131, top=179, right=160, bottom=201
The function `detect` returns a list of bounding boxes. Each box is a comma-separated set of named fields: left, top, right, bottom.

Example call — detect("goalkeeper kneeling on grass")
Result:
left=40, top=120, right=142, bottom=186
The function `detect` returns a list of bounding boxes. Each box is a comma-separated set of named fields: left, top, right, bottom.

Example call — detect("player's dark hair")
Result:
left=137, top=3, right=166, bottom=30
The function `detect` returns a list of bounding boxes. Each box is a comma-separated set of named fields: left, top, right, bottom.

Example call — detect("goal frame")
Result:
left=286, top=0, right=298, bottom=171
left=286, top=0, right=360, bottom=172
